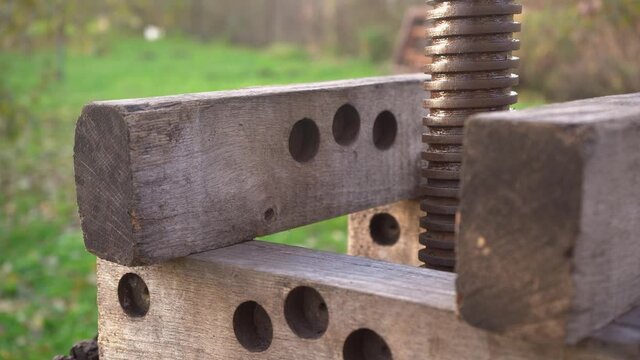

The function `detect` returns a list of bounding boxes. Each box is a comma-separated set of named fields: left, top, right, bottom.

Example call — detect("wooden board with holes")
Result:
left=97, top=240, right=639, bottom=360
left=348, top=200, right=422, bottom=266
left=74, top=75, right=427, bottom=266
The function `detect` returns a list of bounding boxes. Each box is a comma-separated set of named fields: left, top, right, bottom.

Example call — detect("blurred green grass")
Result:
left=0, top=35, right=543, bottom=360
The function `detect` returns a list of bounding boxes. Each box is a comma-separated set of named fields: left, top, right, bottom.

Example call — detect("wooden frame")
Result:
left=76, top=78, right=640, bottom=358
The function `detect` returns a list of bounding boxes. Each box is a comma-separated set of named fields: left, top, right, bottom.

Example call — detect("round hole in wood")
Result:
left=332, top=104, right=361, bottom=146
left=264, top=208, right=275, bottom=222
left=284, top=286, right=329, bottom=339
left=117, top=273, right=150, bottom=318
left=233, top=301, right=273, bottom=352
left=289, top=118, right=320, bottom=162
left=372, top=111, right=397, bottom=150
left=369, top=213, right=400, bottom=246
left=343, top=328, right=393, bottom=360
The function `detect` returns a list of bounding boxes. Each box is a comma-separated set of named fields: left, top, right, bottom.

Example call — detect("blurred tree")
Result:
left=519, top=0, right=640, bottom=101
left=0, top=0, right=118, bottom=201
left=0, top=0, right=149, bottom=142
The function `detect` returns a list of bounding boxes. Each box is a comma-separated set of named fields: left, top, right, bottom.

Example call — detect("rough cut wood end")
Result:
left=457, top=93, right=640, bottom=345
left=97, top=241, right=639, bottom=359
left=75, top=105, right=136, bottom=266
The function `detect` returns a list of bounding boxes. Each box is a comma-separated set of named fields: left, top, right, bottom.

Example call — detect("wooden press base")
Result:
left=97, top=241, right=637, bottom=359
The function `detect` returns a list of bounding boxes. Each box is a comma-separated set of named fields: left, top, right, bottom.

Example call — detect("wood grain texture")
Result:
left=97, top=241, right=639, bottom=360
left=593, top=307, right=640, bottom=345
left=457, top=93, right=640, bottom=344
left=348, top=200, right=422, bottom=266
left=74, top=75, right=426, bottom=266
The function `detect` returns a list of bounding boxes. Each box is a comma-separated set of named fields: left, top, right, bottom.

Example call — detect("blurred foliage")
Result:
left=358, top=25, right=394, bottom=63
left=0, top=80, right=28, bottom=143
left=0, top=0, right=186, bottom=51
left=519, top=0, right=640, bottom=101
left=263, top=43, right=311, bottom=63
left=0, top=0, right=186, bottom=142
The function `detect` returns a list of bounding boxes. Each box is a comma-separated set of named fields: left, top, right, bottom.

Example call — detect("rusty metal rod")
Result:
left=420, top=0, right=521, bottom=271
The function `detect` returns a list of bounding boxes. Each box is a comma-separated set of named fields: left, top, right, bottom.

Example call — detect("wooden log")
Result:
left=348, top=200, right=422, bottom=266
left=457, top=93, right=640, bottom=344
left=97, top=240, right=639, bottom=359
left=74, top=75, right=426, bottom=266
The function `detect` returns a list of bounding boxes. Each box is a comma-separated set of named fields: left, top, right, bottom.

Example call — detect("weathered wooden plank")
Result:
left=593, top=307, right=640, bottom=345
left=348, top=200, right=422, bottom=266
left=75, top=75, right=426, bottom=266
left=457, top=93, right=640, bottom=344
left=97, top=240, right=639, bottom=359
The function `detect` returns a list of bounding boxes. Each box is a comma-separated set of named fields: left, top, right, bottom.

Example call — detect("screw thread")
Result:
left=420, top=0, right=521, bottom=271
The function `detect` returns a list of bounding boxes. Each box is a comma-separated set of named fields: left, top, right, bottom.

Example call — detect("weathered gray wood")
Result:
left=348, top=200, right=422, bottom=266
left=75, top=75, right=426, bottom=266
left=457, top=93, right=640, bottom=345
left=593, top=307, right=640, bottom=345
left=97, top=240, right=639, bottom=359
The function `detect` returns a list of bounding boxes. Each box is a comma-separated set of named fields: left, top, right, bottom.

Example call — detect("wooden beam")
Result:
left=348, top=200, right=422, bottom=266
left=97, top=241, right=638, bottom=359
left=74, top=75, right=426, bottom=266
left=592, top=307, right=640, bottom=345
left=457, top=93, right=640, bottom=344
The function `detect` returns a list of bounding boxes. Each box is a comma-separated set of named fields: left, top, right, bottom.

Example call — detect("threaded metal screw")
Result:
left=420, top=0, right=522, bottom=271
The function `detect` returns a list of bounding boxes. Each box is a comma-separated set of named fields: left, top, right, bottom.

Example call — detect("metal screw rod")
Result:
left=420, top=0, right=521, bottom=271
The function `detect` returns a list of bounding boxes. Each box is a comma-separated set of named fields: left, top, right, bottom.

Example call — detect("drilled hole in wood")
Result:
left=343, top=328, right=393, bottom=360
left=117, top=273, right=150, bottom=318
left=264, top=208, right=275, bottom=222
left=332, top=104, right=361, bottom=146
left=289, top=118, right=320, bottom=163
left=369, top=213, right=400, bottom=246
left=233, top=301, right=273, bottom=352
left=373, top=111, right=397, bottom=150
left=284, top=286, right=329, bottom=339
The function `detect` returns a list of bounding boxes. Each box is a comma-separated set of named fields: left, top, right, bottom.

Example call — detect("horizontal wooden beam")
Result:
left=97, top=241, right=638, bottom=359
left=74, top=75, right=426, bottom=266
left=457, top=93, right=640, bottom=344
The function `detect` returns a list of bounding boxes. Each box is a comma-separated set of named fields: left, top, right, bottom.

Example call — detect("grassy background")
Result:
left=0, top=36, right=542, bottom=359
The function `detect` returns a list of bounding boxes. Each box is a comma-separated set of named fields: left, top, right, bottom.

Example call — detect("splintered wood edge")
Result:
left=75, top=74, right=427, bottom=266
left=97, top=241, right=638, bottom=360
left=348, top=200, right=422, bottom=266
